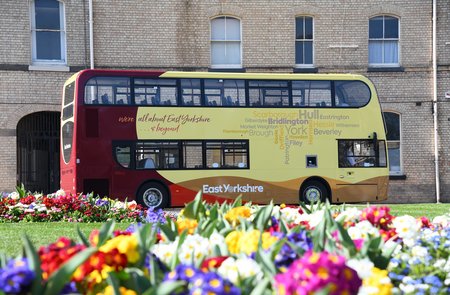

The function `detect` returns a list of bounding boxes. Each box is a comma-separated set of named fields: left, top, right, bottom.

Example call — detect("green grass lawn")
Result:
left=0, top=222, right=130, bottom=258
left=0, top=203, right=449, bottom=258
left=349, top=203, right=450, bottom=219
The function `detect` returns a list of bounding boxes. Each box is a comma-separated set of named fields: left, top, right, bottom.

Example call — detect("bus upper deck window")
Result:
left=335, top=81, right=371, bottom=107
left=84, top=77, right=130, bottom=105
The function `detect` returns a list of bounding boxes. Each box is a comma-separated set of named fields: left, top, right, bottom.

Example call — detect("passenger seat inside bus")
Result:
left=137, top=158, right=156, bottom=169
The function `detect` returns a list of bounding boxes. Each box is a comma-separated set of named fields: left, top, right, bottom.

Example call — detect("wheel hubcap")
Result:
left=305, top=187, right=321, bottom=202
left=143, top=188, right=163, bottom=207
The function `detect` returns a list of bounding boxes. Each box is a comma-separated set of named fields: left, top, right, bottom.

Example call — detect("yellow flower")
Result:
left=177, top=218, right=198, bottom=234
left=261, top=232, right=279, bottom=250
left=100, top=235, right=140, bottom=264
left=240, top=230, right=260, bottom=255
left=363, top=267, right=393, bottom=295
left=225, top=230, right=279, bottom=255
left=99, top=286, right=138, bottom=295
left=224, top=206, right=251, bottom=225
left=225, top=231, right=244, bottom=254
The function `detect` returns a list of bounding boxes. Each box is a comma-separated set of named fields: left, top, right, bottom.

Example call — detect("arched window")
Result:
left=295, top=16, right=314, bottom=67
left=31, top=0, right=66, bottom=64
left=383, top=111, right=402, bottom=175
left=210, top=16, right=241, bottom=68
left=369, top=16, right=399, bottom=66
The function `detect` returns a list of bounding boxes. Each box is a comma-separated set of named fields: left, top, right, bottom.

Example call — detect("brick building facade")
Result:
left=0, top=0, right=449, bottom=202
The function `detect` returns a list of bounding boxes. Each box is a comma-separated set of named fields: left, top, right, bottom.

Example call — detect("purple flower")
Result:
left=0, top=258, right=35, bottom=294
left=145, top=207, right=166, bottom=224
left=164, top=264, right=201, bottom=282
left=274, top=230, right=313, bottom=269
left=95, top=199, right=109, bottom=207
left=190, top=271, right=240, bottom=295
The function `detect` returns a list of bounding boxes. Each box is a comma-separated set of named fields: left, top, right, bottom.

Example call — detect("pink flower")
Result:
left=274, top=251, right=361, bottom=295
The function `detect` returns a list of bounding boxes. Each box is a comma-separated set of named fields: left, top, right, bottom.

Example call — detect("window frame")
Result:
left=295, top=16, right=314, bottom=68
left=368, top=15, right=400, bottom=67
left=30, top=0, right=67, bottom=65
left=112, top=140, right=249, bottom=170
left=210, top=16, right=243, bottom=69
left=83, top=76, right=372, bottom=109
left=338, top=139, right=387, bottom=168
left=383, top=111, right=403, bottom=175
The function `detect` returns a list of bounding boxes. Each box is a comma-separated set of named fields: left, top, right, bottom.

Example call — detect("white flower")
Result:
left=411, top=245, right=428, bottom=259
left=113, top=201, right=126, bottom=209
left=296, top=209, right=324, bottom=228
left=346, top=257, right=374, bottom=279
left=152, top=241, right=178, bottom=265
left=432, top=214, right=450, bottom=228
left=392, top=215, right=420, bottom=242
left=335, top=207, right=361, bottom=223
left=217, top=257, right=263, bottom=285
left=34, top=193, right=43, bottom=200
left=279, top=207, right=302, bottom=224
left=8, top=192, right=19, bottom=200
left=55, top=189, right=66, bottom=197
left=347, top=220, right=379, bottom=240
left=178, top=234, right=211, bottom=265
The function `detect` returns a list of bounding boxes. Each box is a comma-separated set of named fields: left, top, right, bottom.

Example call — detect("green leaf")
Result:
left=249, top=277, right=270, bottom=295
left=135, top=224, right=157, bottom=267
left=231, top=195, right=243, bottom=207
left=159, top=218, right=178, bottom=242
left=170, top=230, right=187, bottom=269
left=22, top=235, right=44, bottom=295
left=253, top=202, right=274, bottom=231
left=76, top=225, right=90, bottom=247
left=199, top=219, right=219, bottom=238
left=255, top=247, right=277, bottom=276
left=153, top=281, right=186, bottom=295
left=123, top=268, right=152, bottom=293
left=44, top=247, right=97, bottom=295
left=335, top=223, right=357, bottom=257
left=183, top=191, right=204, bottom=219
left=106, top=272, right=121, bottom=295
left=97, top=219, right=116, bottom=247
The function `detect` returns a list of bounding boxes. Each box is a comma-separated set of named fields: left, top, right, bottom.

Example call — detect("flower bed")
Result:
left=0, top=193, right=449, bottom=294
left=0, top=189, right=146, bottom=223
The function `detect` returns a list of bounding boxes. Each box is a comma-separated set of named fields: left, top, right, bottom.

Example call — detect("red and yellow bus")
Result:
left=60, top=69, right=388, bottom=208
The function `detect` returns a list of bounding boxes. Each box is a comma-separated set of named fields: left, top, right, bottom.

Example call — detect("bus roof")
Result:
left=69, top=69, right=373, bottom=85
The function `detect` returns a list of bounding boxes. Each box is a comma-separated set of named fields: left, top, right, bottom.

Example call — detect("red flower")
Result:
left=201, top=256, right=229, bottom=271
left=418, top=216, right=432, bottom=228
left=19, top=195, right=36, bottom=205
left=361, top=206, right=393, bottom=230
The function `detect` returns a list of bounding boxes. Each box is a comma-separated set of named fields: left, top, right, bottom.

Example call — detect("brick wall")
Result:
left=0, top=0, right=447, bottom=203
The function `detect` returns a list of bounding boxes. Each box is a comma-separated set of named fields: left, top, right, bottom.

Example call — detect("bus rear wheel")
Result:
left=300, top=180, right=328, bottom=204
left=137, top=182, right=169, bottom=209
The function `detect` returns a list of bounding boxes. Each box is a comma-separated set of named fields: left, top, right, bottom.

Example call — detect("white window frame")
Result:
left=383, top=111, right=403, bottom=175
left=30, top=0, right=67, bottom=66
left=369, top=15, right=400, bottom=67
left=295, top=16, right=314, bottom=68
left=210, top=16, right=242, bottom=69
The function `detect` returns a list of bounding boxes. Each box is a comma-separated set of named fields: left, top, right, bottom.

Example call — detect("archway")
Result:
left=17, top=112, right=60, bottom=194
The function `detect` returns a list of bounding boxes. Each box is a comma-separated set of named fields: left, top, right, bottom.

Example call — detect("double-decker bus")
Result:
left=60, top=69, right=388, bottom=208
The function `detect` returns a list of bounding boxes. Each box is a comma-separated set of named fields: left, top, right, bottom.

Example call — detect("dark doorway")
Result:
left=17, top=112, right=60, bottom=194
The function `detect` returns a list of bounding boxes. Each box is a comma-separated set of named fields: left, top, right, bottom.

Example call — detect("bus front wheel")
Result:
left=137, top=182, right=169, bottom=209
left=300, top=180, right=328, bottom=203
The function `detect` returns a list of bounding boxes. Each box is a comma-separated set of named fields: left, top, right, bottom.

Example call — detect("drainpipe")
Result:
left=89, top=0, right=94, bottom=69
left=432, top=0, right=440, bottom=203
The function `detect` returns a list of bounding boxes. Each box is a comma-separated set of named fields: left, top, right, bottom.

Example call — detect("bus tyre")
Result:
left=300, top=180, right=328, bottom=203
left=137, top=182, right=169, bottom=209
